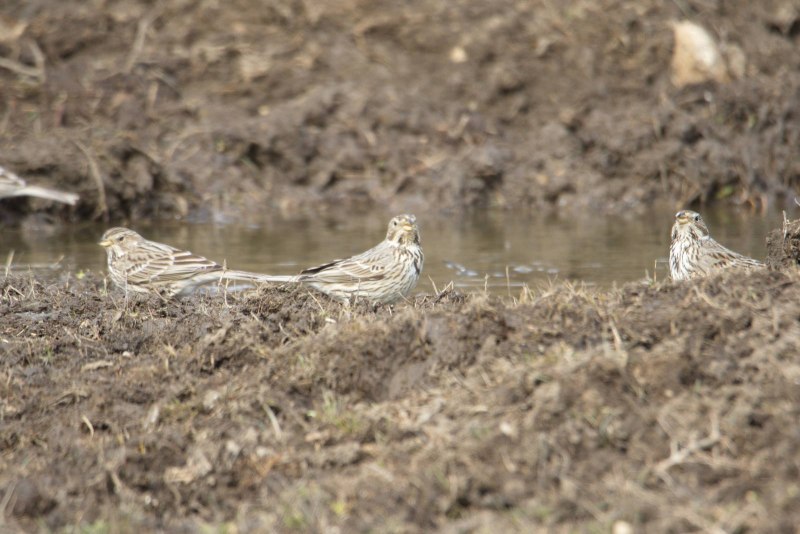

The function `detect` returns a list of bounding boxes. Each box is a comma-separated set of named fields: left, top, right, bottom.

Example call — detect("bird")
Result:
left=0, top=166, right=79, bottom=205
left=98, top=227, right=276, bottom=297
left=260, top=214, right=424, bottom=304
left=669, top=210, right=763, bottom=281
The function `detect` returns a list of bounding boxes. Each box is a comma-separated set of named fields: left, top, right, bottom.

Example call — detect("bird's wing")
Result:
left=300, top=248, right=387, bottom=284
left=125, top=243, right=222, bottom=285
left=701, top=237, right=763, bottom=270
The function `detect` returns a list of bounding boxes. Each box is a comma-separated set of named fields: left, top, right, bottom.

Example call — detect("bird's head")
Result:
left=386, top=214, right=420, bottom=246
left=672, top=210, right=709, bottom=239
left=98, top=227, right=144, bottom=255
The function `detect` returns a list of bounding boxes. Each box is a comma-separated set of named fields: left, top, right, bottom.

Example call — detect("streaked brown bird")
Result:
left=262, top=214, right=424, bottom=304
left=0, top=166, right=79, bottom=205
left=669, top=210, right=763, bottom=281
left=99, top=227, right=274, bottom=297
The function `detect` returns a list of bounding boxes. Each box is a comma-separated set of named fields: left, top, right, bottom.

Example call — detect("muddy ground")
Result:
left=1, top=0, right=799, bottom=224
left=3, top=1, right=800, bottom=532
left=2, top=263, right=800, bottom=532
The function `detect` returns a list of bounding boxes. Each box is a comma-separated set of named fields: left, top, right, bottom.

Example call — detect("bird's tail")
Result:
left=14, top=186, right=79, bottom=205
left=221, top=270, right=299, bottom=284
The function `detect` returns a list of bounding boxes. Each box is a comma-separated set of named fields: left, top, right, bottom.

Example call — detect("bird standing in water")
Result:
left=669, top=210, right=763, bottom=281
left=99, top=227, right=277, bottom=297
left=261, top=214, right=424, bottom=304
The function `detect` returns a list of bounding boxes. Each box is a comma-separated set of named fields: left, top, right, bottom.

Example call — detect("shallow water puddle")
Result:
left=1, top=206, right=776, bottom=293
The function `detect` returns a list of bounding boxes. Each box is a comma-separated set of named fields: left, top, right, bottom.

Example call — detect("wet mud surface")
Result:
left=1, top=0, right=799, bottom=224
left=2, top=262, right=800, bottom=531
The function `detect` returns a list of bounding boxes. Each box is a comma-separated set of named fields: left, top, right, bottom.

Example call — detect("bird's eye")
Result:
left=694, top=215, right=700, bottom=221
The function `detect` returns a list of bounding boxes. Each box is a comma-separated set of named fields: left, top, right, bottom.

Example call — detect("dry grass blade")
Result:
left=4, top=250, right=14, bottom=278
left=73, top=140, right=108, bottom=221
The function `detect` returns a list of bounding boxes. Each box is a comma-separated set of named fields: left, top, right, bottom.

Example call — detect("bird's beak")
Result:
left=402, top=223, right=415, bottom=232
left=98, top=239, right=111, bottom=247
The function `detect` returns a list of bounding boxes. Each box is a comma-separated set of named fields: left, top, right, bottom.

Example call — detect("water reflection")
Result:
left=0, top=206, right=777, bottom=294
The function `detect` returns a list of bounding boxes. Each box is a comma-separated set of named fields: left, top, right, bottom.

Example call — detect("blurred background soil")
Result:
left=0, top=0, right=798, bottom=224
